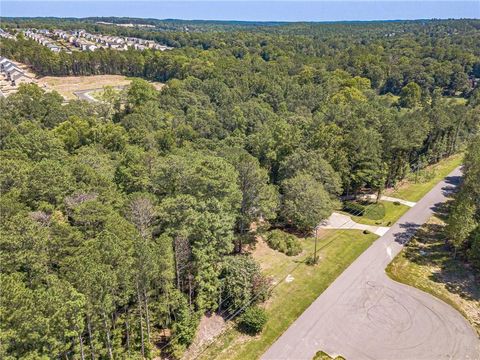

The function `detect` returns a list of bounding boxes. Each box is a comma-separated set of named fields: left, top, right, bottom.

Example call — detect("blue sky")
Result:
left=1, top=1, right=478, bottom=22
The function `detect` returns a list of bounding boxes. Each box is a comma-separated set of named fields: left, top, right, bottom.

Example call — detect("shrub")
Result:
left=313, top=350, right=346, bottom=360
left=266, top=229, right=302, bottom=256
left=363, top=229, right=372, bottom=235
left=238, top=306, right=268, bottom=335
left=393, top=200, right=401, bottom=206
left=305, top=253, right=320, bottom=265
left=343, top=201, right=366, bottom=216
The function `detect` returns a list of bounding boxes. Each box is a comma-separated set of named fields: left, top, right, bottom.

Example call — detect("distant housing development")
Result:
left=24, top=29, right=62, bottom=52
left=96, top=21, right=156, bottom=28
left=0, top=28, right=172, bottom=53
left=0, top=56, right=35, bottom=97
left=0, top=28, right=16, bottom=40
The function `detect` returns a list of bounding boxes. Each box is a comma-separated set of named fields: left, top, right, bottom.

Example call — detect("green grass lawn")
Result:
left=389, top=154, right=463, bottom=202
left=386, top=216, right=480, bottom=335
left=341, top=200, right=410, bottom=227
left=197, top=230, right=377, bottom=360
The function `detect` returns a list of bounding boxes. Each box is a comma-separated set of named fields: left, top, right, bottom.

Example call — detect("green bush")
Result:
left=363, top=229, right=372, bottom=235
left=343, top=201, right=366, bottom=216
left=238, top=306, right=268, bottom=335
left=266, top=229, right=302, bottom=256
left=312, top=350, right=346, bottom=360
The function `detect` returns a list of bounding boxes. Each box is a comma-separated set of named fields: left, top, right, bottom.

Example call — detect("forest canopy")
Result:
left=1, top=18, right=479, bottom=359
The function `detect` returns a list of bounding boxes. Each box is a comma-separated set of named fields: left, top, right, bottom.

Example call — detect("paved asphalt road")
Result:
left=262, top=167, right=480, bottom=360
left=74, top=85, right=125, bottom=102
left=74, top=89, right=98, bottom=102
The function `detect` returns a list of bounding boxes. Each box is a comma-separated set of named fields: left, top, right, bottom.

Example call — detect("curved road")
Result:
left=262, top=167, right=480, bottom=360
left=74, top=85, right=125, bottom=102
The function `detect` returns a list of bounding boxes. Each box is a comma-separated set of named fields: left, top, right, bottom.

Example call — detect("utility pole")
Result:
left=415, top=159, right=422, bottom=183
left=314, top=226, right=319, bottom=264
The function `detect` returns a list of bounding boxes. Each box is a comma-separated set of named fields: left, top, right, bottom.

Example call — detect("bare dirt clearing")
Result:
left=37, top=75, right=164, bottom=100
left=182, top=313, right=226, bottom=360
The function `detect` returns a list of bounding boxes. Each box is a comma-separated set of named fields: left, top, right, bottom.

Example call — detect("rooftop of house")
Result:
left=11, top=72, right=27, bottom=81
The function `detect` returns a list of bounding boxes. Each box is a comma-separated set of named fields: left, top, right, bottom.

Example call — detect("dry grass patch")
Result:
left=37, top=75, right=164, bottom=100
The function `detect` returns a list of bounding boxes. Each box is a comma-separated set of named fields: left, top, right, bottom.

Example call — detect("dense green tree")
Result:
left=1, top=17, right=479, bottom=359
left=125, top=78, right=159, bottom=112
left=220, top=149, right=279, bottom=250
left=53, top=116, right=92, bottom=152
left=398, top=82, right=422, bottom=108
left=281, top=173, right=334, bottom=232
left=446, top=135, right=480, bottom=266
left=219, top=255, right=270, bottom=314
left=279, top=149, right=343, bottom=196
left=238, top=306, right=268, bottom=335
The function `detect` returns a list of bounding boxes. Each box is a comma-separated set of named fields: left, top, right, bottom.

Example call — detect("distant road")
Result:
left=73, top=85, right=125, bottom=102
left=262, top=167, right=480, bottom=360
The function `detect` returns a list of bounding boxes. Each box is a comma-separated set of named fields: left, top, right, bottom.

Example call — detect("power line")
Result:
left=162, top=157, right=428, bottom=357
left=191, top=157, right=428, bottom=359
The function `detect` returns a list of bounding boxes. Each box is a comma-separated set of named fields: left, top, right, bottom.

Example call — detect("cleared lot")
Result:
left=196, top=230, right=377, bottom=360
left=37, top=75, right=164, bottom=100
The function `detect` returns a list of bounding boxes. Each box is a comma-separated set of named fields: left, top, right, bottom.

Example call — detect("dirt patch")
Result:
left=37, top=75, right=164, bottom=100
left=182, top=313, right=226, bottom=360
left=249, top=236, right=298, bottom=272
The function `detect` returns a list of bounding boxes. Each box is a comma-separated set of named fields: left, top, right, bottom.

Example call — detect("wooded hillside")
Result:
left=1, top=18, right=479, bottom=359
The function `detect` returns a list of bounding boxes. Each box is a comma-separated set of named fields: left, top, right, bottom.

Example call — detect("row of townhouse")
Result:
left=0, top=57, right=32, bottom=87
left=52, top=29, right=98, bottom=51
left=23, top=28, right=172, bottom=53
left=86, top=32, right=171, bottom=51
left=96, top=21, right=155, bottom=28
left=54, top=28, right=171, bottom=51
left=24, top=30, right=61, bottom=52
left=0, top=28, right=16, bottom=40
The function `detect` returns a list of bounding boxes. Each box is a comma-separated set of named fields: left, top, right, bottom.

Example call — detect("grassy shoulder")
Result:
left=197, top=230, right=377, bottom=360
left=388, top=153, right=463, bottom=202
left=386, top=216, right=480, bottom=335
left=341, top=200, right=409, bottom=227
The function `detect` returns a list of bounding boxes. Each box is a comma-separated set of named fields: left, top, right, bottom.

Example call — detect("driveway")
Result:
left=319, top=212, right=390, bottom=236
left=262, top=167, right=480, bottom=360
left=74, top=89, right=98, bottom=102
